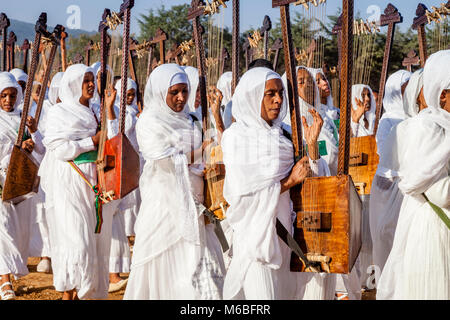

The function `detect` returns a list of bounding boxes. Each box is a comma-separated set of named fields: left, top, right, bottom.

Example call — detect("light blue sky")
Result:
left=0, top=0, right=442, bottom=36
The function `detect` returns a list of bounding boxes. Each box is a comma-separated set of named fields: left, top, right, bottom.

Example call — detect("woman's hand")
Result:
left=21, top=139, right=35, bottom=153
left=91, top=131, right=102, bottom=147
left=302, top=109, right=323, bottom=160
left=280, top=156, right=311, bottom=193
left=105, top=86, right=117, bottom=120
left=351, top=97, right=365, bottom=124
left=207, top=86, right=223, bottom=116
left=26, top=115, right=38, bottom=134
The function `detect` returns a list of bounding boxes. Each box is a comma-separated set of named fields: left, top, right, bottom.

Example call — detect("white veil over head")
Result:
left=403, top=68, right=424, bottom=118
left=351, top=84, right=377, bottom=135
left=0, top=72, right=23, bottom=113
left=233, top=67, right=287, bottom=130
left=48, top=72, right=65, bottom=106
left=216, top=71, right=232, bottom=107
left=382, top=70, right=412, bottom=119
left=182, top=66, right=199, bottom=114
left=114, top=77, right=138, bottom=111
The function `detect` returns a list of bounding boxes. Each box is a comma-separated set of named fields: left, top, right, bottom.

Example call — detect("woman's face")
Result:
left=361, top=88, right=372, bottom=112
left=126, top=88, right=136, bottom=106
left=316, top=73, right=330, bottom=99
left=261, top=78, right=284, bottom=126
left=81, top=72, right=96, bottom=100
left=416, top=87, right=428, bottom=112
left=166, top=83, right=188, bottom=113
left=297, top=68, right=315, bottom=105
left=194, top=87, right=201, bottom=109
left=0, top=87, right=18, bottom=112
left=440, top=89, right=450, bottom=112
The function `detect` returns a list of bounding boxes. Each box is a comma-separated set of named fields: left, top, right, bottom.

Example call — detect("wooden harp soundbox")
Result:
left=290, top=175, right=362, bottom=273
left=204, top=145, right=228, bottom=220
left=2, top=13, right=48, bottom=204
left=97, top=0, right=139, bottom=201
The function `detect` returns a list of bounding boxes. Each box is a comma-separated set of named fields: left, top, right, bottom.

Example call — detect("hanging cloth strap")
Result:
left=68, top=151, right=104, bottom=234
left=422, top=193, right=450, bottom=230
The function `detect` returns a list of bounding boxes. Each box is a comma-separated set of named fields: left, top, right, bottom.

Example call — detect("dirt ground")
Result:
left=10, top=257, right=376, bottom=300
left=12, top=257, right=126, bottom=300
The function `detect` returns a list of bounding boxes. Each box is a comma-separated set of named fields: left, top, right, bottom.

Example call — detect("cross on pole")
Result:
left=21, top=39, right=30, bottom=73
left=220, top=47, right=229, bottom=76
left=260, top=15, right=272, bottom=60
left=6, top=31, right=17, bottom=71
left=402, top=49, right=420, bottom=72
left=374, top=3, right=403, bottom=135
left=0, top=13, right=10, bottom=71
left=149, top=28, right=168, bottom=65
left=270, top=38, right=283, bottom=72
left=412, top=3, right=429, bottom=68
left=85, top=40, right=94, bottom=66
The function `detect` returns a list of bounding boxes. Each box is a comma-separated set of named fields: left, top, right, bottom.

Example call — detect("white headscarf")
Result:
left=402, top=69, right=424, bottom=118
left=398, top=50, right=450, bottom=195
left=351, top=84, right=377, bottom=135
left=137, top=63, right=202, bottom=245
left=114, top=77, right=138, bottom=111
left=114, top=77, right=139, bottom=150
left=90, top=61, right=113, bottom=104
left=281, top=66, right=320, bottom=128
left=217, top=71, right=232, bottom=107
left=43, top=64, right=98, bottom=151
left=0, top=72, right=23, bottom=142
left=10, top=68, right=28, bottom=84
left=182, top=66, right=199, bottom=114
left=48, top=72, right=64, bottom=106
left=222, top=67, right=294, bottom=298
left=382, top=70, right=412, bottom=120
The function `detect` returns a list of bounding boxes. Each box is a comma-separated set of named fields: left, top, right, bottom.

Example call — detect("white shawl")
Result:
left=136, top=63, right=202, bottom=249
left=398, top=50, right=450, bottom=196
left=351, top=84, right=377, bottom=137
left=222, top=67, right=295, bottom=298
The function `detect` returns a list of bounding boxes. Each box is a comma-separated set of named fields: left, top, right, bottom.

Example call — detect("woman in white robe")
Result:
left=350, top=84, right=377, bottom=137
left=108, top=77, right=142, bottom=293
left=124, top=64, right=225, bottom=300
left=282, top=67, right=339, bottom=177
left=0, top=72, right=43, bottom=300
left=222, top=67, right=329, bottom=300
left=28, top=72, right=65, bottom=274
left=369, top=69, right=424, bottom=278
left=39, top=64, right=119, bottom=300
left=216, top=71, right=233, bottom=129
left=377, top=50, right=450, bottom=300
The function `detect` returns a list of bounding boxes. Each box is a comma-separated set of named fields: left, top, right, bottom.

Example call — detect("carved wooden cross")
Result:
left=220, top=47, right=229, bottom=76
left=60, top=26, right=68, bottom=71
left=6, top=31, right=17, bottom=71
left=188, top=0, right=209, bottom=132
left=98, top=8, right=112, bottom=113
left=72, top=53, right=84, bottom=65
left=231, top=0, right=239, bottom=93
left=270, top=37, right=283, bottom=72
left=374, top=3, right=403, bottom=135
left=402, top=49, right=420, bottom=72
left=166, top=42, right=183, bottom=64
left=150, top=28, right=168, bottom=66
left=146, top=42, right=156, bottom=79
left=85, top=40, right=95, bottom=66
left=243, top=36, right=253, bottom=71
left=412, top=3, right=429, bottom=68
left=260, top=15, right=272, bottom=59
left=21, top=39, right=30, bottom=73
left=0, top=13, right=10, bottom=71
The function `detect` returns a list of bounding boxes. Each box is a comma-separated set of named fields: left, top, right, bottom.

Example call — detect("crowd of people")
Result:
left=0, top=47, right=448, bottom=300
